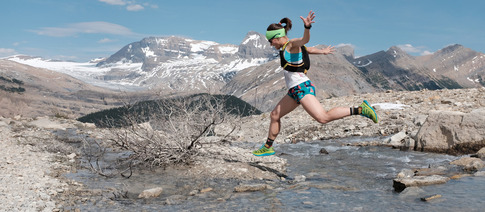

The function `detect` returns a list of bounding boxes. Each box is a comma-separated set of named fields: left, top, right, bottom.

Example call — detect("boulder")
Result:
left=413, top=115, right=428, bottom=126
left=387, top=131, right=407, bottom=147
left=477, top=147, right=485, bottom=158
left=450, top=157, right=485, bottom=172
left=475, top=171, right=485, bottom=177
left=138, top=187, right=163, bottom=199
left=415, top=108, right=485, bottom=154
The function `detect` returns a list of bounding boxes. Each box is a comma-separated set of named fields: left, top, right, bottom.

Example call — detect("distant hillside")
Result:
left=77, top=93, right=262, bottom=128
left=0, top=59, right=123, bottom=118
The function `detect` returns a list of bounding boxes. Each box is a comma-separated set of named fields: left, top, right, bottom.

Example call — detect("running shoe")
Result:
left=252, top=145, right=275, bottom=156
left=360, top=100, right=378, bottom=123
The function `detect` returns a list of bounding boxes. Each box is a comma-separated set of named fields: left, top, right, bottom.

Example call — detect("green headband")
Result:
left=266, top=28, right=286, bottom=40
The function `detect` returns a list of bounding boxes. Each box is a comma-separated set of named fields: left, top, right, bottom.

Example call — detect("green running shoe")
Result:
left=360, top=100, right=378, bottom=123
left=252, top=145, right=275, bottom=156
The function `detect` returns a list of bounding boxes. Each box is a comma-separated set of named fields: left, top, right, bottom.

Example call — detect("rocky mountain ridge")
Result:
left=5, top=32, right=485, bottom=113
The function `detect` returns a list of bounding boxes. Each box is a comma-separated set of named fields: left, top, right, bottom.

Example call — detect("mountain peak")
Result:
left=437, top=44, right=464, bottom=55
left=386, top=46, right=411, bottom=59
left=237, top=31, right=275, bottom=59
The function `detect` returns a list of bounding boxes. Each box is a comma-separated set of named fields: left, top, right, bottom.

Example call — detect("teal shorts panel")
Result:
left=287, top=80, right=315, bottom=104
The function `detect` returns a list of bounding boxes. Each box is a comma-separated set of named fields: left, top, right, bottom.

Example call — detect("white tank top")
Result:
left=284, top=71, right=310, bottom=89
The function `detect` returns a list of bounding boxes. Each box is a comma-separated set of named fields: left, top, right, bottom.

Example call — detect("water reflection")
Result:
left=67, top=136, right=485, bottom=211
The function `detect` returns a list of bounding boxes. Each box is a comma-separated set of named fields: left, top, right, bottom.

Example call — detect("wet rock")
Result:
left=396, top=169, right=414, bottom=178
left=288, top=175, right=306, bottom=184
left=475, top=171, right=485, bottom=177
left=138, top=187, right=163, bottom=199
left=319, top=148, right=329, bottom=154
left=398, top=187, right=425, bottom=199
left=387, top=131, right=407, bottom=147
left=401, top=137, right=416, bottom=151
left=415, top=108, right=485, bottom=154
left=450, top=174, right=472, bottom=180
left=393, top=175, right=450, bottom=192
left=450, top=157, right=485, bottom=172
left=234, top=184, right=272, bottom=192
left=421, top=194, right=442, bottom=201
left=414, top=167, right=448, bottom=176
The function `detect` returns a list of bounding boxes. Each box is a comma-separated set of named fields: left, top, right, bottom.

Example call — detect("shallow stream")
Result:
left=65, top=136, right=485, bottom=211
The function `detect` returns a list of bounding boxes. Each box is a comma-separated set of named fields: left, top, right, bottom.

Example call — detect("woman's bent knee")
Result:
left=315, top=115, right=331, bottom=124
left=270, top=110, right=281, bottom=121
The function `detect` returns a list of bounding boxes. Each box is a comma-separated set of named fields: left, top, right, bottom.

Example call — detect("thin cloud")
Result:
left=397, top=44, right=433, bottom=56
left=126, top=4, right=144, bottom=11
left=99, top=0, right=157, bottom=11
left=421, top=50, right=433, bottom=56
left=31, top=22, right=139, bottom=37
left=335, top=43, right=356, bottom=48
left=99, top=0, right=126, bottom=6
left=0, top=48, right=17, bottom=57
left=98, top=38, right=116, bottom=43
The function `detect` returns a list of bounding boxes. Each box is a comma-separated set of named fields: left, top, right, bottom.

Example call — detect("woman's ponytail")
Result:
left=266, top=17, right=292, bottom=34
left=279, top=17, right=292, bottom=33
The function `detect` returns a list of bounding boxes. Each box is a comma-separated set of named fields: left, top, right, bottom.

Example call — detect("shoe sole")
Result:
left=363, top=100, right=378, bottom=123
left=253, top=152, right=275, bottom=156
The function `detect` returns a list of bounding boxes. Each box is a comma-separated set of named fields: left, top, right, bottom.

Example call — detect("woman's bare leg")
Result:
left=268, top=95, right=299, bottom=140
left=299, top=94, right=350, bottom=124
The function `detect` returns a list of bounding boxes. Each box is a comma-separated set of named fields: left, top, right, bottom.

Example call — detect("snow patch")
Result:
left=467, top=77, right=480, bottom=83
left=372, top=103, right=409, bottom=110
left=218, top=46, right=238, bottom=54
left=354, top=59, right=372, bottom=67
left=190, top=41, right=218, bottom=52
left=7, top=56, right=143, bottom=90
left=141, top=47, right=156, bottom=57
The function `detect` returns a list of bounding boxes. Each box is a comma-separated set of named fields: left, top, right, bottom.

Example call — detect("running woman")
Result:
left=253, top=10, right=378, bottom=156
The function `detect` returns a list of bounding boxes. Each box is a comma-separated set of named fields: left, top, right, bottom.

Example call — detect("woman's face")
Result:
left=269, top=36, right=287, bottom=49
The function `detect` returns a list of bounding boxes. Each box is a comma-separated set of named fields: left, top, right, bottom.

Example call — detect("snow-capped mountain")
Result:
left=94, top=31, right=274, bottom=91
left=7, top=31, right=275, bottom=92
left=6, top=32, right=485, bottom=112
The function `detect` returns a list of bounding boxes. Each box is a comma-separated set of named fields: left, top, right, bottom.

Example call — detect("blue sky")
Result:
left=1, top=0, right=484, bottom=62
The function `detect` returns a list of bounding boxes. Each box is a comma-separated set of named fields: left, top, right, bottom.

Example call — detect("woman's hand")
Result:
left=322, top=45, right=335, bottom=55
left=300, top=10, right=315, bottom=28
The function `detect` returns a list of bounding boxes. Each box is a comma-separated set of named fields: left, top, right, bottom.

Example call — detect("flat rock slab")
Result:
left=393, top=175, right=450, bottom=192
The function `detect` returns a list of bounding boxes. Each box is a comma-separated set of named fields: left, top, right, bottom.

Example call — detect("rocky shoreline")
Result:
left=1, top=88, right=485, bottom=210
